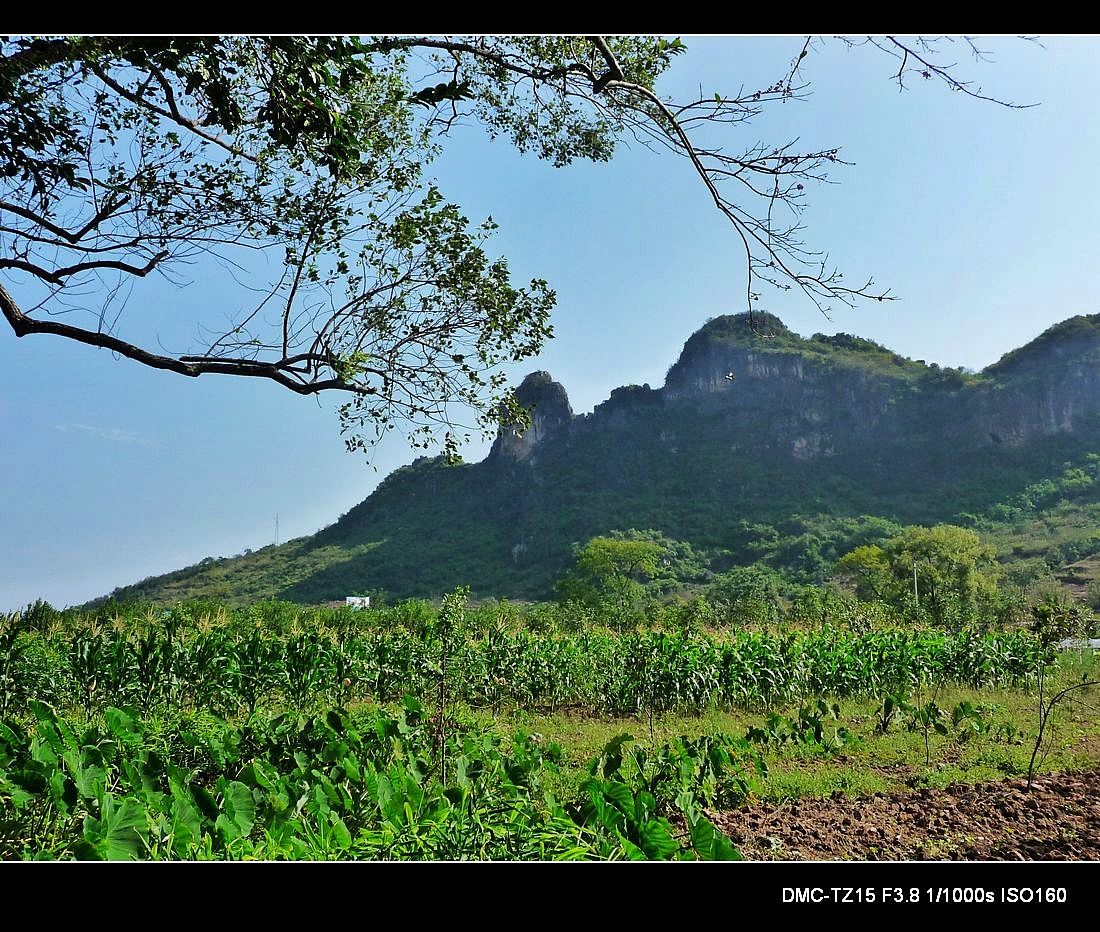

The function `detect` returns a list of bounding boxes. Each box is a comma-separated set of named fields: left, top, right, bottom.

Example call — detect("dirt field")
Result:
left=710, top=768, right=1100, bottom=860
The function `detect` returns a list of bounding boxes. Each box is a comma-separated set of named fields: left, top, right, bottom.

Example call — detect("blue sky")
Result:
left=3, top=35, right=1098, bottom=611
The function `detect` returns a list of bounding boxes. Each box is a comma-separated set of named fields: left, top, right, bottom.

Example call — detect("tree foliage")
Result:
left=706, top=565, right=786, bottom=625
left=834, top=524, right=1001, bottom=625
left=556, top=535, right=665, bottom=622
left=0, top=35, right=1024, bottom=454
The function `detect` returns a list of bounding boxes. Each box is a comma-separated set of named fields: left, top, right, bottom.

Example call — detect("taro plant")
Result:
left=875, top=693, right=911, bottom=735
left=746, top=700, right=852, bottom=754
left=575, top=732, right=747, bottom=860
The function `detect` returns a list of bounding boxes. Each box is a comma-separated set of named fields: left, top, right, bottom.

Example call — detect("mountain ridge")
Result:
left=99, top=311, right=1100, bottom=606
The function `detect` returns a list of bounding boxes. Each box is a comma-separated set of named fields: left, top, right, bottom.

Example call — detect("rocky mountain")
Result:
left=104, top=312, right=1100, bottom=605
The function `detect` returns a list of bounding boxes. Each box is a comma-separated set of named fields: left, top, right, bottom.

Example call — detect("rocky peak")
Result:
left=492, top=370, right=574, bottom=461
left=662, top=311, right=802, bottom=400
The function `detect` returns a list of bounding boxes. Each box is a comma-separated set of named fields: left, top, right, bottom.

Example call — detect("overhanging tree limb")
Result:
left=0, top=279, right=371, bottom=395
left=0, top=34, right=1031, bottom=453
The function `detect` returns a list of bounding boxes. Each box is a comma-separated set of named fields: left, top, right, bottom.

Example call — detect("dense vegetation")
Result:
left=1, top=597, right=1052, bottom=721
left=5, top=590, right=1087, bottom=860
left=99, top=452, right=1100, bottom=620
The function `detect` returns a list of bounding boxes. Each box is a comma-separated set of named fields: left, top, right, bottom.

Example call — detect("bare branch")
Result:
left=0, top=280, right=372, bottom=396
left=51, top=251, right=168, bottom=282
left=844, top=35, right=1039, bottom=108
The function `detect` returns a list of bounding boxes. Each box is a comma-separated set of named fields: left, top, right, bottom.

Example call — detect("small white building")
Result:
left=346, top=596, right=371, bottom=609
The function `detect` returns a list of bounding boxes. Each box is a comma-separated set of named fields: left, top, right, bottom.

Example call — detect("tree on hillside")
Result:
left=556, top=535, right=664, bottom=622
left=834, top=524, right=1001, bottom=625
left=0, top=35, right=1027, bottom=455
left=706, top=565, right=786, bottom=625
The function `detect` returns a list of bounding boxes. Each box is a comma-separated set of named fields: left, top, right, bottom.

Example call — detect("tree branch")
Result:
left=0, top=280, right=377, bottom=397
left=586, top=36, right=624, bottom=92
left=51, top=251, right=168, bottom=282
left=89, top=65, right=257, bottom=161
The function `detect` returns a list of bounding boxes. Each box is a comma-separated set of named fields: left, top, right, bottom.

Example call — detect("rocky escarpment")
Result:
left=652, top=311, right=1100, bottom=456
left=488, top=311, right=1100, bottom=469
left=660, top=314, right=905, bottom=460
left=976, top=315, right=1100, bottom=445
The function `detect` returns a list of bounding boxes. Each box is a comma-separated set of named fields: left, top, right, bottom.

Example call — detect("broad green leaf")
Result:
left=376, top=774, right=402, bottom=822
left=689, top=816, right=743, bottom=861
left=241, top=758, right=281, bottom=792
left=329, top=815, right=352, bottom=850
left=191, top=783, right=220, bottom=822
left=84, top=795, right=149, bottom=861
left=104, top=707, right=143, bottom=747
left=598, top=780, right=635, bottom=815
left=29, top=700, right=59, bottom=733
left=339, top=755, right=361, bottom=783
left=169, top=776, right=203, bottom=856
left=63, top=748, right=105, bottom=802
left=593, top=732, right=634, bottom=779
left=311, top=782, right=332, bottom=817
left=0, top=720, right=23, bottom=751
left=618, top=835, right=648, bottom=861
left=48, top=768, right=76, bottom=814
left=7, top=765, right=47, bottom=797
left=221, top=780, right=257, bottom=836
left=30, top=736, right=57, bottom=768
left=454, top=754, right=472, bottom=789
left=637, top=818, right=678, bottom=860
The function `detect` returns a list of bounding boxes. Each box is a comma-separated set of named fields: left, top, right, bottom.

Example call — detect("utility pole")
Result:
left=275, top=513, right=280, bottom=547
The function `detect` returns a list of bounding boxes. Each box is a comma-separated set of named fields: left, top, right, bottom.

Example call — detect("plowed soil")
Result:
left=710, top=769, right=1100, bottom=860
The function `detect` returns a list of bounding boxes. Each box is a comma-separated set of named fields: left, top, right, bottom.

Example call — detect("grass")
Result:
left=474, top=654, right=1100, bottom=809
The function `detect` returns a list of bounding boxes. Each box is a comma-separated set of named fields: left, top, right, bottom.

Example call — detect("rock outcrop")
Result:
left=490, top=370, right=573, bottom=462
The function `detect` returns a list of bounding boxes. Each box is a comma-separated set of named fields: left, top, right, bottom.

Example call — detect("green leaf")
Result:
left=84, top=795, right=149, bottom=861
left=169, top=775, right=204, bottom=856
left=637, top=818, right=679, bottom=860
left=191, top=783, right=220, bottom=822
left=329, top=815, right=352, bottom=850
left=376, top=774, right=403, bottom=823
left=593, top=732, right=634, bottom=779
left=339, top=755, right=361, bottom=783
left=454, top=754, right=473, bottom=789
left=63, top=748, right=106, bottom=802
left=219, top=779, right=257, bottom=839
left=0, top=720, right=23, bottom=752
left=48, top=768, right=76, bottom=814
left=689, top=815, right=743, bottom=861
left=104, top=707, right=143, bottom=747
left=598, top=780, right=635, bottom=816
